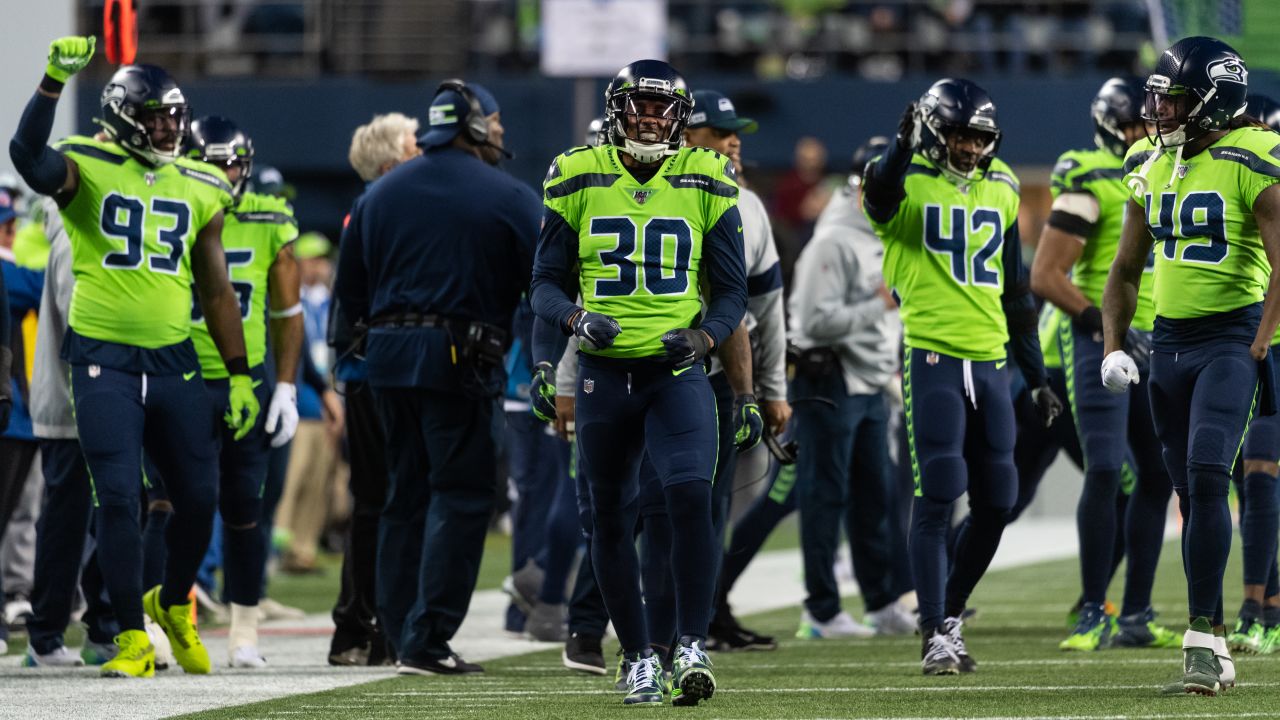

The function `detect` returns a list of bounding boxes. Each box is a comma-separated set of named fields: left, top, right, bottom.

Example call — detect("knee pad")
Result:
left=1244, top=472, right=1279, bottom=511
left=1189, top=469, right=1230, bottom=499
left=970, top=462, right=1017, bottom=511
left=918, top=455, right=966, bottom=504
left=663, top=480, right=711, bottom=525
left=911, top=495, right=953, bottom=532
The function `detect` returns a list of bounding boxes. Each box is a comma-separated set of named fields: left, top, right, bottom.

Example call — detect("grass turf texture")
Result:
left=172, top=535, right=1280, bottom=719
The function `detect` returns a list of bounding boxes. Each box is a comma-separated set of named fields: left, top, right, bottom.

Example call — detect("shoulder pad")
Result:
left=57, top=135, right=129, bottom=165
left=984, top=159, right=1020, bottom=193
left=174, top=159, right=234, bottom=195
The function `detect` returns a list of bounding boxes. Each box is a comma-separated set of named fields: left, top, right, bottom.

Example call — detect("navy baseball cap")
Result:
left=420, top=82, right=500, bottom=149
left=688, top=90, right=757, bottom=134
left=0, top=189, right=15, bottom=225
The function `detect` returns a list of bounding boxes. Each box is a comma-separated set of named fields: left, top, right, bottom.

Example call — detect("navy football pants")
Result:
left=1239, top=373, right=1280, bottom=597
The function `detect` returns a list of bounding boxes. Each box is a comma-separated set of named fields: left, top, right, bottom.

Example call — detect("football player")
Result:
left=185, top=115, right=303, bottom=668
left=862, top=78, right=1061, bottom=675
left=1030, top=77, right=1180, bottom=651
left=529, top=60, right=747, bottom=706
left=9, top=37, right=260, bottom=678
left=1103, top=36, right=1280, bottom=695
left=1225, top=94, right=1280, bottom=655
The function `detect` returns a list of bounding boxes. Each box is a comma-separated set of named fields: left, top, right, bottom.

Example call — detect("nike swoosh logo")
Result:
left=252, top=380, right=263, bottom=388
left=673, top=366, right=693, bottom=377
left=183, top=371, right=197, bottom=381
left=737, top=226, right=743, bottom=233
left=995, top=361, right=1007, bottom=370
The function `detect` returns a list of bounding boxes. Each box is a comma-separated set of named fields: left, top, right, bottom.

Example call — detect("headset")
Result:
left=436, top=78, right=512, bottom=158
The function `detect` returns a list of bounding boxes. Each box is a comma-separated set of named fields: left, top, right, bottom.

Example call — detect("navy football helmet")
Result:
left=1142, top=36, right=1248, bottom=147
left=849, top=136, right=890, bottom=187
left=604, top=60, right=693, bottom=164
left=1092, top=77, right=1146, bottom=157
left=915, top=78, right=1001, bottom=184
left=1246, top=95, right=1280, bottom=132
left=185, top=116, right=255, bottom=197
left=98, top=64, right=191, bottom=167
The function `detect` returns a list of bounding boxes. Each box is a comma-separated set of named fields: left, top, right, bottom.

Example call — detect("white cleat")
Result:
left=24, top=645, right=86, bottom=667
left=230, top=645, right=268, bottom=669
left=258, top=598, right=306, bottom=622
left=797, top=609, right=875, bottom=639
left=1214, top=636, right=1236, bottom=690
left=145, top=617, right=175, bottom=671
left=4, top=598, right=33, bottom=627
left=866, top=600, right=918, bottom=636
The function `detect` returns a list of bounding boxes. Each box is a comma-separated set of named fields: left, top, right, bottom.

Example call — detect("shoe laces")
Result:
left=944, top=617, right=967, bottom=655
left=628, top=656, right=659, bottom=691
left=924, top=631, right=958, bottom=665
left=676, top=641, right=708, bottom=668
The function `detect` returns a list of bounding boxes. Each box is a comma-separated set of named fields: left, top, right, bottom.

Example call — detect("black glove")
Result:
left=1073, top=305, right=1104, bottom=336
left=1030, top=384, right=1063, bottom=428
left=0, top=347, right=11, bottom=433
left=661, top=328, right=713, bottom=369
left=1124, top=327, right=1152, bottom=373
left=571, top=310, right=621, bottom=351
left=530, top=361, right=556, bottom=423
left=896, top=102, right=918, bottom=151
left=733, top=393, right=764, bottom=452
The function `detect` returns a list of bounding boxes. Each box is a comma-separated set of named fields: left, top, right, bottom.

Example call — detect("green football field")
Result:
left=172, top=536, right=1280, bottom=720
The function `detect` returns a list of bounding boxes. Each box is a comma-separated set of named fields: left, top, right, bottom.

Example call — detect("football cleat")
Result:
left=1259, top=624, right=1280, bottom=654
left=622, top=653, right=663, bottom=706
left=145, top=617, right=173, bottom=671
left=143, top=585, right=211, bottom=674
left=525, top=602, right=567, bottom=643
left=1172, top=618, right=1221, bottom=696
left=1227, top=617, right=1266, bottom=654
left=81, top=639, right=119, bottom=666
left=100, top=629, right=156, bottom=678
left=396, top=652, right=483, bottom=675
left=1109, top=609, right=1182, bottom=649
left=1214, top=635, right=1236, bottom=690
left=921, top=626, right=960, bottom=675
left=23, top=644, right=85, bottom=667
left=867, top=600, right=917, bottom=636
left=562, top=632, right=607, bottom=675
left=229, top=645, right=268, bottom=669
left=670, top=638, right=715, bottom=707
left=796, top=609, right=874, bottom=639
left=1059, top=602, right=1115, bottom=651
left=944, top=616, right=977, bottom=672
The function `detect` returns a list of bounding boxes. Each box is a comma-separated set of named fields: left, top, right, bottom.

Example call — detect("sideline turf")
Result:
left=174, top=537, right=1280, bottom=719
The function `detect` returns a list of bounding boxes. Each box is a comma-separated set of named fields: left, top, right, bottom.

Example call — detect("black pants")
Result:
left=331, top=382, right=390, bottom=660
left=373, top=387, right=497, bottom=661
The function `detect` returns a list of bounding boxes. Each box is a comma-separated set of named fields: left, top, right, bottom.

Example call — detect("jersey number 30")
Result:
left=922, top=205, right=1003, bottom=287
left=99, top=192, right=192, bottom=274
left=591, top=216, right=693, bottom=297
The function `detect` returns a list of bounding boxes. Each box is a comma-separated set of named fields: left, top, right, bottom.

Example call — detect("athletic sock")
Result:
left=1077, top=468, right=1120, bottom=604
left=665, top=481, right=715, bottom=642
left=639, top=510, right=676, bottom=649
left=229, top=602, right=259, bottom=650
left=222, top=523, right=266, bottom=607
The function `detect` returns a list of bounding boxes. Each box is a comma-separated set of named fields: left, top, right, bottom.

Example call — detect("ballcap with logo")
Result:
left=687, top=90, right=758, bottom=134
left=419, top=82, right=501, bottom=150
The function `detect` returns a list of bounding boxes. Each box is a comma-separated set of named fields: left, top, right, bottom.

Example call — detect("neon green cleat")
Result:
left=1259, top=624, right=1280, bottom=655
left=1059, top=603, right=1115, bottom=651
left=100, top=630, right=155, bottom=678
left=143, top=586, right=211, bottom=674
left=1109, top=609, right=1182, bottom=649
left=1227, top=617, right=1266, bottom=654
left=621, top=654, right=663, bottom=706
left=670, top=639, right=716, bottom=707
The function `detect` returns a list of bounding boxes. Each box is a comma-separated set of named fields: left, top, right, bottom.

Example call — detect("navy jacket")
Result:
left=334, top=147, right=542, bottom=390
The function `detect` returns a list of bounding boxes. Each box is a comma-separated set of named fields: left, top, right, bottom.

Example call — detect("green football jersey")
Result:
left=866, top=155, right=1021, bottom=361
left=1123, top=127, right=1280, bottom=320
left=1038, top=303, right=1063, bottom=370
left=1051, top=147, right=1155, bottom=332
left=57, top=135, right=233, bottom=348
left=190, top=192, right=298, bottom=378
left=542, top=144, right=738, bottom=359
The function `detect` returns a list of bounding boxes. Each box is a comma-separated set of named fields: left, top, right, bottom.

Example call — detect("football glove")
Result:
left=530, top=361, right=557, bottom=423
left=1124, top=327, right=1152, bottom=373
left=733, top=394, right=764, bottom=452
left=0, top=347, right=11, bottom=433
left=264, top=381, right=299, bottom=448
left=1101, top=350, right=1140, bottom=394
left=572, top=310, right=621, bottom=351
left=46, top=36, right=95, bottom=83
left=896, top=102, right=918, bottom=151
left=661, top=328, right=713, bottom=369
left=226, top=374, right=262, bottom=441
left=1029, top=384, right=1063, bottom=428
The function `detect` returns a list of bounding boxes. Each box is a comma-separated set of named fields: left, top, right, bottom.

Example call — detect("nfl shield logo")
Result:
left=926, top=352, right=940, bottom=366
left=633, top=190, right=651, bottom=204
left=89, top=365, right=101, bottom=378
left=144, top=172, right=157, bottom=186
left=583, top=378, right=595, bottom=394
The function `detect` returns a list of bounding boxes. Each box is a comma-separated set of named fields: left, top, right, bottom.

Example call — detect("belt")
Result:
left=369, top=312, right=446, bottom=329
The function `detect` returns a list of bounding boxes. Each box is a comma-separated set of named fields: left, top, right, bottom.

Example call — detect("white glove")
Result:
left=264, top=381, right=299, bottom=447
left=1100, top=350, right=1140, bottom=394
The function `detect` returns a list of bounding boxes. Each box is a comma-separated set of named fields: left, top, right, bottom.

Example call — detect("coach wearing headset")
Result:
left=334, top=80, right=541, bottom=675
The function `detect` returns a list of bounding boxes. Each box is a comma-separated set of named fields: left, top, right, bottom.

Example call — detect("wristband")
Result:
left=39, top=75, right=65, bottom=95
left=269, top=303, right=303, bottom=319
left=225, top=357, right=251, bottom=376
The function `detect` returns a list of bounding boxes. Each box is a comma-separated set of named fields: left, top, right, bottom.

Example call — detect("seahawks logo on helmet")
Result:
left=1207, top=58, right=1247, bottom=86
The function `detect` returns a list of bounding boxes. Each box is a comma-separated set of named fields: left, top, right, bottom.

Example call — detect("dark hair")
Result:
left=1229, top=114, right=1269, bottom=131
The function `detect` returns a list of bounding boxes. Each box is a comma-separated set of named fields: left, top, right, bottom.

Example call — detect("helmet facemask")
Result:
left=103, top=98, right=191, bottom=167
left=607, top=84, right=691, bottom=164
left=922, top=112, right=1000, bottom=185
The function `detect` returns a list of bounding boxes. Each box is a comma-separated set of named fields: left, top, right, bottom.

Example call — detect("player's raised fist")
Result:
left=46, top=36, right=96, bottom=82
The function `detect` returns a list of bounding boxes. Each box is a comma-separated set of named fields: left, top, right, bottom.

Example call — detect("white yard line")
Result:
left=0, top=518, right=1088, bottom=719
